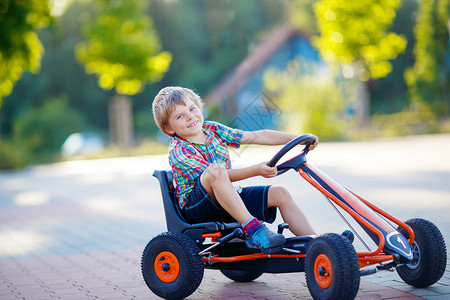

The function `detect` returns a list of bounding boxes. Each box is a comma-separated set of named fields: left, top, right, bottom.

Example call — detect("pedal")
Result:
left=277, top=223, right=289, bottom=234
left=261, top=246, right=283, bottom=254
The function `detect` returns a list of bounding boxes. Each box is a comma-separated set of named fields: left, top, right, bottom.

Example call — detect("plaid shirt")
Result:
left=169, top=121, right=243, bottom=208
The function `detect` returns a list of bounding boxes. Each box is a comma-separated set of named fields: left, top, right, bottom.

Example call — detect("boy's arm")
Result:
left=227, top=130, right=319, bottom=182
left=227, top=162, right=277, bottom=182
left=241, top=129, right=319, bottom=148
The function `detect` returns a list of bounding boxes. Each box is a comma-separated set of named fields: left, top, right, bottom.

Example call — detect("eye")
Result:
left=176, top=114, right=183, bottom=120
left=190, top=106, right=196, bottom=112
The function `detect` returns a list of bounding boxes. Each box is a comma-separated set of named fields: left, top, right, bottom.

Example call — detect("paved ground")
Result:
left=1, top=134, right=449, bottom=299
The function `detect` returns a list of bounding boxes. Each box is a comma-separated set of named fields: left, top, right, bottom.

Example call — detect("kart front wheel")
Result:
left=141, top=232, right=204, bottom=300
left=305, top=233, right=360, bottom=300
left=220, top=269, right=263, bottom=282
left=396, top=218, right=447, bottom=288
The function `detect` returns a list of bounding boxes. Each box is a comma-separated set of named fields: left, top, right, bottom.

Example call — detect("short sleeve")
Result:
left=206, top=121, right=243, bottom=149
left=169, top=144, right=209, bottom=181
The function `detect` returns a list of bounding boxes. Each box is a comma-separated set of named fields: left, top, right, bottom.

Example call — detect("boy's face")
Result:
left=166, top=97, right=204, bottom=139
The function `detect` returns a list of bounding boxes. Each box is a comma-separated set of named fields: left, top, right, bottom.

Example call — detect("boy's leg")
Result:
left=200, top=164, right=285, bottom=249
left=268, top=186, right=316, bottom=236
left=200, top=163, right=251, bottom=223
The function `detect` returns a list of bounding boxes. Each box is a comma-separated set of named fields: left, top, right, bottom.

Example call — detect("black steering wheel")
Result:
left=267, top=134, right=316, bottom=175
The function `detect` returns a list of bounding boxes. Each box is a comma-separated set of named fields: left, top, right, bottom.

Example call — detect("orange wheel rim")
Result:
left=314, top=254, right=333, bottom=289
left=154, top=251, right=180, bottom=283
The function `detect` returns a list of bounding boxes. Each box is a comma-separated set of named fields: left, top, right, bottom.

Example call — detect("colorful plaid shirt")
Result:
left=169, top=121, right=243, bottom=209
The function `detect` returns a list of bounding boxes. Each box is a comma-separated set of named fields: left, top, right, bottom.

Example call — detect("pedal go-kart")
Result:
left=141, top=134, right=447, bottom=300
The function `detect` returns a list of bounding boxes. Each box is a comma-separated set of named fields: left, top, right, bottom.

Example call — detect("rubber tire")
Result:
left=396, top=218, right=447, bottom=288
left=305, top=233, right=360, bottom=300
left=141, top=232, right=204, bottom=300
left=220, top=269, right=263, bottom=282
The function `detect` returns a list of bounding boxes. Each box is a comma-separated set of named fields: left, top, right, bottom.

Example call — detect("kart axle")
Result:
left=360, top=268, right=377, bottom=277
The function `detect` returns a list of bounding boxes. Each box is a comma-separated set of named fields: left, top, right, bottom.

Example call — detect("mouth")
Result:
left=188, top=120, right=198, bottom=128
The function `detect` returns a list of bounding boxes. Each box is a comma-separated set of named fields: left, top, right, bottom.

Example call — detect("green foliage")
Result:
left=370, top=0, right=418, bottom=114
left=147, top=0, right=286, bottom=97
left=264, top=60, right=349, bottom=140
left=286, top=0, right=319, bottom=35
left=76, top=0, right=171, bottom=95
left=134, top=110, right=159, bottom=137
left=1, top=0, right=285, bottom=141
left=0, top=1, right=113, bottom=139
left=371, top=105, right=438, bottom=136
left=313, top=0, right=407, bottom=80
left=0, top=139, right=30, bottom=169
left=0, top=0, right=51, bottom=107
left=404, top=0, right=449, bottom=116
left=13, top=96, right=85, bottom=155
left=3, top=0, right=444, bottom=167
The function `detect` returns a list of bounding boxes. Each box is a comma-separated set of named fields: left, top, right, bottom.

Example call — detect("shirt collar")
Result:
left=173, top=124, right=215, bottom=145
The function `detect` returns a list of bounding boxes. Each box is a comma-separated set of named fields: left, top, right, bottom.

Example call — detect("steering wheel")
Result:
left=267, top=134, right=316, bottom=175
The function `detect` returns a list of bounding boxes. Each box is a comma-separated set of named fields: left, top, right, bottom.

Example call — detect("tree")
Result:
left=147, top=0, right=285, bottom=97
left=313, top=0, right=407, bottom=81
left=0, top=0, right=51, bottom=108
left=369, top=0, right=418, bottom=114
left=13, top=96, right=84, bottom=155
left=0, top=1, right=113, bottom=138
left=286, top=0, right=319, bottom=36
left=1, top=0, right=286, bottom=141
left=404, top=0, right=449, bottom=116
left=76, top=0, right=171, bottom=96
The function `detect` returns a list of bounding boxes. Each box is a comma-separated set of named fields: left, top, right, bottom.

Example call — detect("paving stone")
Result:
left=423, top=296, right=450, bottom=300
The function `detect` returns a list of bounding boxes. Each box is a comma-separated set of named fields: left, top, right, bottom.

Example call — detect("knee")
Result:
left=268, top=186, right=293, bottom=207
left=202, top=163, right=228, bottom=185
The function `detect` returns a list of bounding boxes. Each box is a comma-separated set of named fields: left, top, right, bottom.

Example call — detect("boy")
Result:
left=152, top=86, right=318, bottom=249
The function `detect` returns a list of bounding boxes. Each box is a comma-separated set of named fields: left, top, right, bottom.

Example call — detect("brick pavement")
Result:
left=3, top=246, right=446, bottom=299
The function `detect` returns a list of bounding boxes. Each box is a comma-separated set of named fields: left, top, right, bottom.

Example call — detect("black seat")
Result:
left=153, top=170, right=241, bottom=241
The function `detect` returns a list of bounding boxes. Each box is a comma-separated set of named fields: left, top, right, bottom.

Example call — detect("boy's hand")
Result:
left=306, top=134, right=319, bottom=150
left=254, top=162, right=277, bottom=178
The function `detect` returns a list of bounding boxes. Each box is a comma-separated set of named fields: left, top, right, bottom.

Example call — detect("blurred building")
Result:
left=204, top=26, right=324, bottom=130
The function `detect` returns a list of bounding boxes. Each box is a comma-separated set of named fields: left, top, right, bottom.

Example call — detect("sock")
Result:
left=241, top=216, right=254, bottom=228
left=242, top=217, right=264, bottom=236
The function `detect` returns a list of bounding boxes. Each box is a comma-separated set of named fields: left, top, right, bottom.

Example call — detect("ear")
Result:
left=164, top=126, right=175, bottom=135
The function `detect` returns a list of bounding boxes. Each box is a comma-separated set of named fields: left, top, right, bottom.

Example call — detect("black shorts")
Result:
left=182, top=177, right=276, bottom=224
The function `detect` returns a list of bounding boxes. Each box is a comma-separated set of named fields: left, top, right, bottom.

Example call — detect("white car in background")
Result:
left=61, top=132, right=104, bottom=157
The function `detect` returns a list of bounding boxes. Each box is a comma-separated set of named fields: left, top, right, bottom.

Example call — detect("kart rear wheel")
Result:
left=396, top=218, right=447, bottom=288
left=220, top=269, right=263, bottom=282
left=141, top=232, right=204, bottom=300
left=305, top=233, right=359, bottom=300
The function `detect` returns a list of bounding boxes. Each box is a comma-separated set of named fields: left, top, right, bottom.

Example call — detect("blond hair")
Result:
left=152, top=86, right=204, bottom=137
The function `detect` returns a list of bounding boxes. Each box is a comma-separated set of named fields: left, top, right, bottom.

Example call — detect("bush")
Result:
left=13, top=96, right=85, bottom=156
left=0, top=139, right=30, bottom=170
